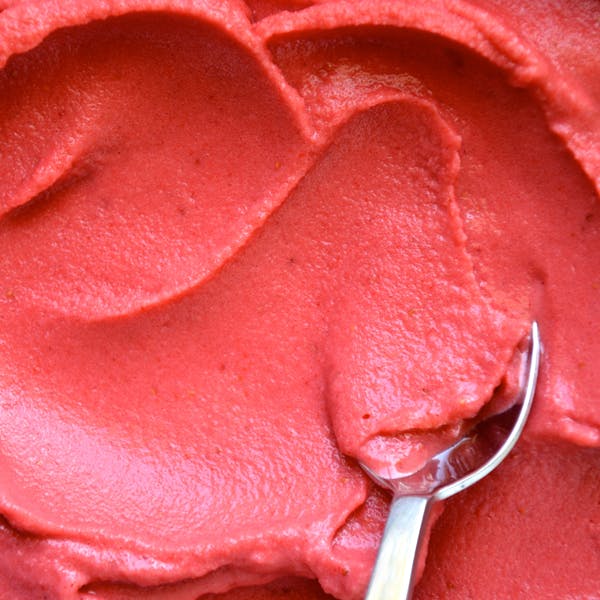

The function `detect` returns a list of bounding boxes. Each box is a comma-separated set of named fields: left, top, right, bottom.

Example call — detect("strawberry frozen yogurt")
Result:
left=0, top=0, right=598, bottom=598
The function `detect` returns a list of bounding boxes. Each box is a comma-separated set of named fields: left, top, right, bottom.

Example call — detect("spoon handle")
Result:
left=365, top=495, right=433, bottom=600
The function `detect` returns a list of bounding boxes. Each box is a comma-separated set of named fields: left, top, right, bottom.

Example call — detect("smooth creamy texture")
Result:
left=0, top=1, right=598, bottom=599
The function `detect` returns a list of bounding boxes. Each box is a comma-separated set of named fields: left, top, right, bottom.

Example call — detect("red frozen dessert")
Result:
left=0, top=0, right=598, bottom=598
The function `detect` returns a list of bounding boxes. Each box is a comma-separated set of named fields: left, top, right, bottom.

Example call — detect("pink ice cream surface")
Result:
left=0, top=0, right=598, bottom=598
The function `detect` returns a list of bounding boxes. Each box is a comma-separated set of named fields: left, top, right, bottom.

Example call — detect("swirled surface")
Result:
left=0, top=0, right=598, bottom=598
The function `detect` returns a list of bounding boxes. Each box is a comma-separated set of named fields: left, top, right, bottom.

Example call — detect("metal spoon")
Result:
left=363, top=322, right=541, bottom=600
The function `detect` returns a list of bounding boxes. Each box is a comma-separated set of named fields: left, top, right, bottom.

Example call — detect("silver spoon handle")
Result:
left=365, top=495, right=433, bottom=600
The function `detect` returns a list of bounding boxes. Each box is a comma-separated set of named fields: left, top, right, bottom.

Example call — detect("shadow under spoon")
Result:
left=362, top=322, right=541, bottom=600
